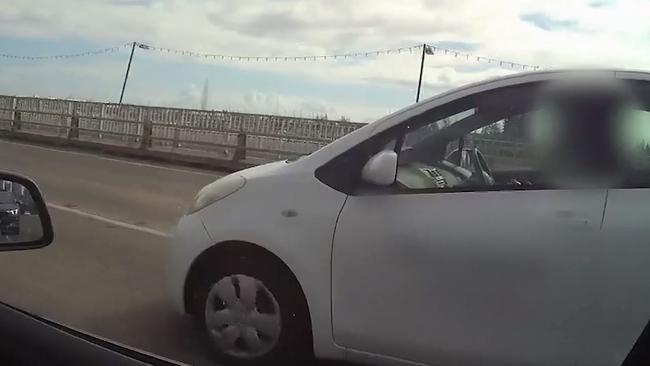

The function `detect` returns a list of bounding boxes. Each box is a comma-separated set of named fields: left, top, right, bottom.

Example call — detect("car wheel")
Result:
left=193, top=254, right=312, bottom=365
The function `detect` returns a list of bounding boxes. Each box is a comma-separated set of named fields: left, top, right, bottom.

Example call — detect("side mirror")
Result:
left=0, top=172, right=53, bottom=251
left=361, top=150, right=398, bottom=186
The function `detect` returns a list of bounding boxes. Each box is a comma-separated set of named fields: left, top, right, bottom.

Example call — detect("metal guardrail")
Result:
left=0, top=95, right=364, bottom=165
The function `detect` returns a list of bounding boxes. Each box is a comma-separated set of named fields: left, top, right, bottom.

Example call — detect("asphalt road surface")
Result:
left=0, top=138, right=226, bottom=365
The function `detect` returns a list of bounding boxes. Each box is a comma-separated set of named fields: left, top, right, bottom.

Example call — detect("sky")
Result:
left=1, top=0, right=649, bottom=122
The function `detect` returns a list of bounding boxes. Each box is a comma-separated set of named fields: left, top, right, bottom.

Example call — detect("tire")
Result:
left=192, top=252, right=312, bottom=365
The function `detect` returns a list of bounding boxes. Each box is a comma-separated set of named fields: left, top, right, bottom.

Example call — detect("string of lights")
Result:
left=0, top=43, right=132, bottom=60
left=142, top=43, right=540, bottom=70
left=0, top=41, right=540, bottom=70
left=143, top=43, right=421, bottom=61
left=423, top=44, right=539, bottom=70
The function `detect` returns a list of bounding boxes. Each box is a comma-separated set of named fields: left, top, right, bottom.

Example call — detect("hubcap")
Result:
left=205, top=274, right=281, bottom=358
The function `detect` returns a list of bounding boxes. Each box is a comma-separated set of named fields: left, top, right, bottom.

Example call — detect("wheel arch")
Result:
left=183, top=240, right=311, bottom=327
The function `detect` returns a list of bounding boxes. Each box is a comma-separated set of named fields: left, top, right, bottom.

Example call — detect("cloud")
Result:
left=520, top=12, right=578, bottom=31
left=107, top=0, right=154, bottom=6
left=588, top=0, right=613, bottom=8
left=431, top=41, right=481, bottom=52
left=0, top=57, right=127, bottom=100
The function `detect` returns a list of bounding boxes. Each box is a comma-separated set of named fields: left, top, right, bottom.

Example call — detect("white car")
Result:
left=167, top=70, right=650, bottom=366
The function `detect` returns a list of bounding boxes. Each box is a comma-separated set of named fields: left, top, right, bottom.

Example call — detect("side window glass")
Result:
left=398, top=109, right=474, bottom=166
left=320, top=83, right=546, bottom=195
left=394, top=107, right=540, bottom=191
left=472, top=115, right=532, bottom=171
left=616, top=109, right=650, bottom=185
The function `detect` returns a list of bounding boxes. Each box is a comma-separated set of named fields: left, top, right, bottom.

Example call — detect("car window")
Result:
left=402, top=108, right=475, bottom=150
left=611, top=108, right=650, bottom=186
left=386, top=89, right=540, bottom=192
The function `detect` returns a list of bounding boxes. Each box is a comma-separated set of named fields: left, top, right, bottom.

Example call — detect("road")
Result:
left=0, top=139, right=223, bottom=365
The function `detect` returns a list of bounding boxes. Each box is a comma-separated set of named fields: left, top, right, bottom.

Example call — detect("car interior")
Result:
left=385, top=84, right=544, bottom=192
left=394, top=121, right=539, bottom=191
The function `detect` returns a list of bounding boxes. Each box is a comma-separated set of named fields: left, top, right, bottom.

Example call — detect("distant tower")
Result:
left=200, top=79, right=209, bottom=110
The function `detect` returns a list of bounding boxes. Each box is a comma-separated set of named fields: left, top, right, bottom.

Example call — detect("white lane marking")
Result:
left=47, top=203, right=172, bottom=238
left=0, top=139, right=221, bottom=177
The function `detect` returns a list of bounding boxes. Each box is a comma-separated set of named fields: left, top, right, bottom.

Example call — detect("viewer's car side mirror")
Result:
left=0, top=172, right=53, bottom=251
left=361, top=150, right=398, bottom=186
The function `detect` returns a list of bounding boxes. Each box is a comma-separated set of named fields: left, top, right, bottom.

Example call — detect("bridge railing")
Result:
left=0, top=95, right=531, bottom=169
left=0, top=95, right=364, bottom=167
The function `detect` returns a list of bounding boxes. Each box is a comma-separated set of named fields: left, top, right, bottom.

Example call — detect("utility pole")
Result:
left=415, top=43, right=427, bottom=103
left=119, top=41, right=136, bottom=104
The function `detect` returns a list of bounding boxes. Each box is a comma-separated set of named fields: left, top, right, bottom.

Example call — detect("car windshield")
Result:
left=3, top=2, right=650, bottom=366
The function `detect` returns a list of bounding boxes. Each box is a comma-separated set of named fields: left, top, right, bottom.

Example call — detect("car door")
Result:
left=330, top=85, right=612, bottom=366
left=598, top=92, right=650, bottom=364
